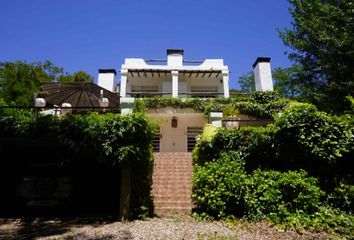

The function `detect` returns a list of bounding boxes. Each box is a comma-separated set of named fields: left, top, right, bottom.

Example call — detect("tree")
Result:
left=279, top=0, right=354, bottom=111
left=72, top=71, right=94, bottom=83
left=273, top=64, right=303, bottom=98
left=0, top=60, right=95, bottom=106
left=238, top=71, right=255, bottom=93
left=0, top=60, right=62, bottom=106
left=58, top=70, right=93, bottom=83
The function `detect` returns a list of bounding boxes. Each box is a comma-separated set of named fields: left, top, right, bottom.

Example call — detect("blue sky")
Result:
left=0, top=0, right=293, bottom=89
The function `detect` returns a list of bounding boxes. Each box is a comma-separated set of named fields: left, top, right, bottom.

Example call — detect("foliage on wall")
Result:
left=0, top=110, right=156, bottom=219
left=133, top=91, right=290, bottom=119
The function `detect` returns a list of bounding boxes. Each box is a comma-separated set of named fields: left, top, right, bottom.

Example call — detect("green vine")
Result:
left=133, top=91, right=290, bottom=119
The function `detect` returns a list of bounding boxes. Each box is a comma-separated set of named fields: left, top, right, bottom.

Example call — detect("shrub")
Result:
left=192, top=152, right=247, bottom=219
left=327, top=179, right=354, bottom=213
left=249, top=91, right=280, bottom=104
left=193, top=126, right=277, bottom=171
left=244, top=169, right=324, bottom=222
left=275, top=103, right=354, bottom=177
left=193, top=128, right=244, bottom=166
left=0, top=111, right=156, bottom=219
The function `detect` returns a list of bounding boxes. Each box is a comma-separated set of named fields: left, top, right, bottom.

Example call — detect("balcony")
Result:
left=126, top=85, right=222, bottom=98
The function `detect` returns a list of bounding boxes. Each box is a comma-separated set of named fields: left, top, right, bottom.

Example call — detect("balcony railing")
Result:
left=127, top=92, right=172, bottom=98
left=127, top=91, right=224, bottom=98
left=179, top=92, right=224, bottom=98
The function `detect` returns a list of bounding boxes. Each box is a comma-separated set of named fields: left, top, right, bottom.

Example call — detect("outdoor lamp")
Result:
left=34, top=98, right=46, bottom=108
left=99, top=97, right=109, bottom=108
left=99, top=90, right=109, bottom=108
left=61, top=103, right=72, bottom=115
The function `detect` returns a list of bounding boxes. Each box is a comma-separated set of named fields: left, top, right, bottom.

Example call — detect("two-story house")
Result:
left=97, top=49, right=273, bottom=152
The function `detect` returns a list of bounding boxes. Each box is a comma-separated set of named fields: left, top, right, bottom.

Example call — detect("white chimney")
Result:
left=97, top=69, right=117, bottom=92
left=253, top=57, right=273, bottom=91
left=167, top=49, right=183, bottom=67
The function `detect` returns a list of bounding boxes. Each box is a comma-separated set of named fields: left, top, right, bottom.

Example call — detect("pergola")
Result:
left=38, top=83, right=120, bottom=112
left=127, top=69, right=222, bottom=78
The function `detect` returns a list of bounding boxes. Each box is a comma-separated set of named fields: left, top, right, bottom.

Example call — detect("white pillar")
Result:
left=222, top=70, right=230, bottom=98
left=120, top=69, right=128, bottom=97
left=172, top=70, right=179, bottom=97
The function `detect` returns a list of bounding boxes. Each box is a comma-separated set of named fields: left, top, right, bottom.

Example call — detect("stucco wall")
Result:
left=148, top=111, right=206, bottom=152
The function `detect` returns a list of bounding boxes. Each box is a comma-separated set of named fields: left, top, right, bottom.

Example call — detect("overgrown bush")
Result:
left=0, top=111, right=156, bottom=218
left=194, top=102, right=353, bottom=179
left=275, top=103, right=354, bottom=177
left=244, top=169, right=324, bottom=222
left=249, top=91, right=280, bottom=104
left=192, top=152, right=247, bottom=219
left=193, top=126, right=277, bottom=171
left=192, top=102, right=354, bottom=236
left=327, top=179, right=354, bottom=213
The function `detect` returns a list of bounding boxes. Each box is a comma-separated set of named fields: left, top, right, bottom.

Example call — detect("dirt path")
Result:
left=0, top=216, right=335, bottom=240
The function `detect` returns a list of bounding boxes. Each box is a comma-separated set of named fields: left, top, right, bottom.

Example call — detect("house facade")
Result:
left=97, top=49, right=273, bottom=152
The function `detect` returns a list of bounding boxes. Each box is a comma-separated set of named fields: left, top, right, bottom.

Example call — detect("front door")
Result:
left=149, top=112, right=206, bottom=152
left=160, top=117, right=186, bottom=152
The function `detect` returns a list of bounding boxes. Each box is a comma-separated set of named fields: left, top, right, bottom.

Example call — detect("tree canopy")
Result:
left=279, top=0, right=354, bottom=111
left=0, top=60, right=94, bottom=106
left=272, top=64, right=303, bottom=98
left=238, top=71, right=255, bottom=93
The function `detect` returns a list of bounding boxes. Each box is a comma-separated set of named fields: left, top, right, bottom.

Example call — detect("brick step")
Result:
left=154, top=160, right=192, bottom=162
left=151, top=191, right=191, bottom=195
left=154, top=201, right=193, bottom=208
left=151, top=189, right=192, bottom=194
left=153, top=167, right=192, bottom=169
left=154, top=207, right=192, bottom=215
left=152, top=180, right=192, bottom=183
left=153, top=166, right=192, bottom=169
left=152, top=196, right=193, bottom=202
left=152, top=176, right=192, bottom=180
left=151, top=185, right=191, bottom=189
left=154, top=159, right=192, bottom=162
left=152, top=187, right=191, bottom=191
left=153, top=172, right=192, bottom=175
left=152, top=184, right=191, bottom=187
left=152, top=187, right=191, bottom=190
left=151, top=189, right=192, bottom=197
left=152, top=176, right=192, bottom=179
left=152, top=152, right=193, bottom=216
left=151, top=192, right=192, bottom=197
left=152, top=181, right=192, bottom=184
left=153, top=172, right=193, bottom=175
left=153, top=180, right=191, bottom=183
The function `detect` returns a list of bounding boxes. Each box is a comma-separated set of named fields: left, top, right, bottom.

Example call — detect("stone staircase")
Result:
left=151, top=152, right=194, bottom=216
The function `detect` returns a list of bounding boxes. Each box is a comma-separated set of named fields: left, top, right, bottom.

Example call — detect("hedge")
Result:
left=0, top=110, right=156, bottom=218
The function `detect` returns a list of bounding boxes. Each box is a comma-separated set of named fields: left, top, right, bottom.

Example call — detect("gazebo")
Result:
left=37, top=82, right=120, bottom=113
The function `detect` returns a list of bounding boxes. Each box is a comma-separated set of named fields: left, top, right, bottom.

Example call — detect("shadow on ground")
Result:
left=0, top=217, right=132, bottom=240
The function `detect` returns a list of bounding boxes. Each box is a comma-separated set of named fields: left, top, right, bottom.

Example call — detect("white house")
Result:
left=97, top=50, right=273, bottom=152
